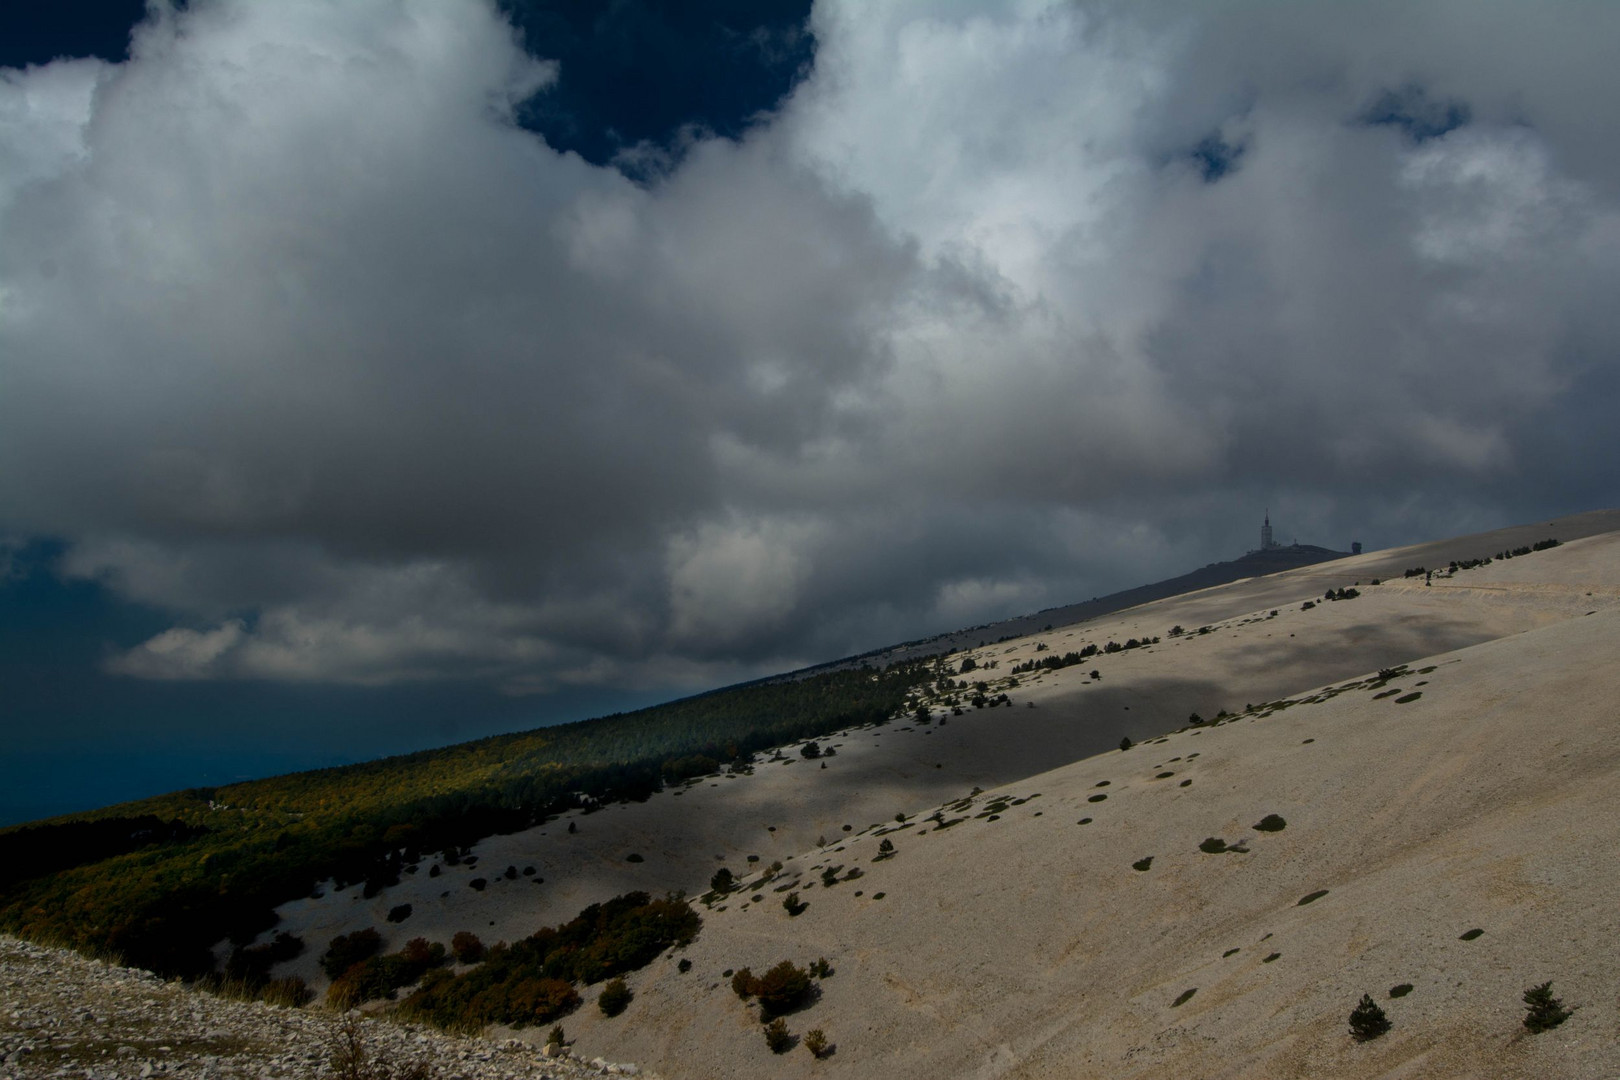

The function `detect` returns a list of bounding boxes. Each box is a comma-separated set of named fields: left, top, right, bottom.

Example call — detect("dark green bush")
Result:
left=1297, top=890, right=1328, bottom=905
left=782, top=893, right=808, bottom=917
left=1253, top=814, right=1287, bottom=832
left=1522, top=981, right=1571, bottom=1033
left=803, top=1028, right=829, bottom=1059
left=1132, top=857, right=1153, bottom=872
left=1198, top=837, right=1228, bottom=854
left=1458, top=928, right=1484, bottom=941
left=1349, top=994, right=1391, bottom=1040
left=753, top=960, right=813, bottom=1017
left=1171, top=988, right=1196, bottom=1008
left=598, top=977, right=632, bottom=1017
left=1389, top=984, right=1413, bottom=998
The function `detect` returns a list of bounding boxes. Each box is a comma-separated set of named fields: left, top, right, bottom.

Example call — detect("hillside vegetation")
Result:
left=0, top=662, right=928, bottom=978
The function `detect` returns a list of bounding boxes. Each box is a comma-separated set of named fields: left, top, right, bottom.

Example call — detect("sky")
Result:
left=3, top=1, right=1619, bottom=825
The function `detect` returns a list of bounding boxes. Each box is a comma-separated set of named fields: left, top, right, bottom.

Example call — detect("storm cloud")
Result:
left=4, top=0, right=1618, bottom=695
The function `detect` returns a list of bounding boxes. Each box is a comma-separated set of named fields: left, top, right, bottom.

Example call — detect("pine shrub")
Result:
left=764, top=1018, right=792, bottom=1054
left=1522, top=982, right=1572, bottom=1033
left=1349, top=994, right=1391, bottom=1041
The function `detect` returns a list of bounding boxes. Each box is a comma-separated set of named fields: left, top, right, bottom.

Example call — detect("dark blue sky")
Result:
left=0, top=0, right=811, bottom=826
left=0, top=1, right=811, bottom=167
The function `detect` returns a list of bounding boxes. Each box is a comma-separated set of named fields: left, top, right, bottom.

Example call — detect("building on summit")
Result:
left=1260, top=510, right=1280, bottom=551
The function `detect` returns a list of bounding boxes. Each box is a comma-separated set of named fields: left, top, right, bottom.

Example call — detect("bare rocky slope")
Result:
left=12, top=509, right=1620, bottom=1079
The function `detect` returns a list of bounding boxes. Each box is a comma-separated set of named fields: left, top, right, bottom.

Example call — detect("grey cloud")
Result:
left=4, top=0, right=1620, bottom=698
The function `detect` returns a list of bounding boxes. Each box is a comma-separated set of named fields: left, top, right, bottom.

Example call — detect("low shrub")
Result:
left=598, top=977, right=632, bottom=1017
left=328, top=1014, right=433, bottom=1080
left=782, top=893, right=808, bottom=917
left=1253, top=814, right=1287, bottom=832
left=1171, top=988, right=1196, bottom=1008
left=1349, top=994, right=1391, bottom=1041
left=753, top=960, right=813, bottom=1017
left=1198, top=837, right=1228, bottom=854
left=1132, top=857, right=1153, bottom=872
left=764, top=1017, right=793, bottom=1054
left=732, top=967, right=755, bottom=999
left=1297, top=889, right=1329, bottom=905
left=387, top=904, right=413, bottom=923
left=803, top=1028, right=829, bottom=1059
left=1389, top=983, right=1413, bottom=998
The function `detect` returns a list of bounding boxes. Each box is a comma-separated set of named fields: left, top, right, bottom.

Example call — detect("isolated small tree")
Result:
left=546, top=1025, right=565, bottom=1049
left=1349, top=994, right=1391, bottom=1041
left=803, top=1028, right=829, bottom=1059
left=709, top=867, right=735, bottom=893
left=764, top=1017, right=793, bottom=1054
left=731, top=967, right=756, bottom=999
left=1522, top=982, right=1572, bottom=1033
left=782, top=892, right=808, bottom=917
left=801, top=741, right=822, bottom=759
left=874, top=838, right=896, bottom=861
left=1119, top=736, right=1134, bottom=751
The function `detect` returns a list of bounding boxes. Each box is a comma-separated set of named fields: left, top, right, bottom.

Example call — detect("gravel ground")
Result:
left=0, top=937, right=649, bottom=1080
